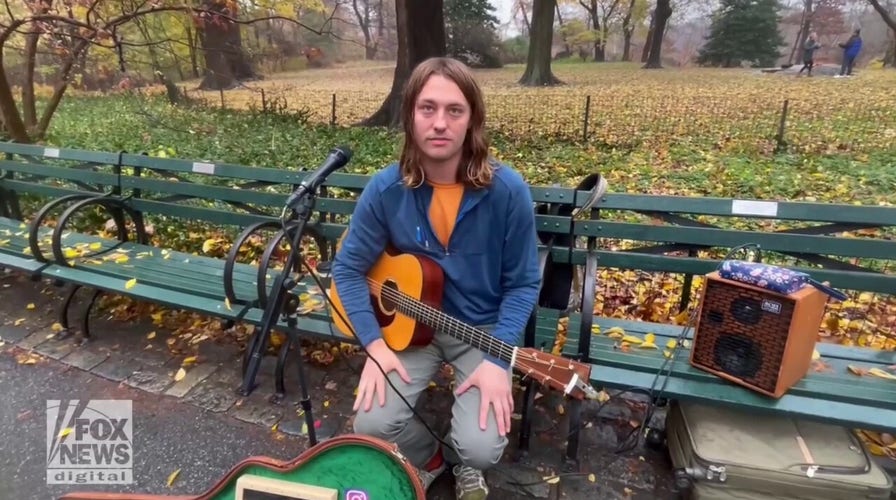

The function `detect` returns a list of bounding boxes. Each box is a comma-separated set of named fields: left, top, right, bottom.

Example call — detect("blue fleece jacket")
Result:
left=330, top=160, right=541, bottom=369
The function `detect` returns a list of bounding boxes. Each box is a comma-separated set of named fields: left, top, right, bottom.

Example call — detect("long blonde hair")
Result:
left=399, top=57, right=493, bottom=189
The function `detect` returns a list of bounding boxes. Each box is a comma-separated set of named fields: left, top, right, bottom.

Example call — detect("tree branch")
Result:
left=867, top=0, right=896, bottom=31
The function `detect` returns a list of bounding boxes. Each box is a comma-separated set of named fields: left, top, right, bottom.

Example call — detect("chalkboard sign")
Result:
left=235, top=474, right=338, bottom=500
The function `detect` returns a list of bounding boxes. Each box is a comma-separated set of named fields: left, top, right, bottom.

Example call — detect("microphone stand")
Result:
left=238, top=184, right=320, bottom=446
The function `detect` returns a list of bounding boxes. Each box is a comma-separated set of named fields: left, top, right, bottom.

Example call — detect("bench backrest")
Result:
left=0, top=143, right=124, bottom=218
left=585, top=194, right=896, bottom=293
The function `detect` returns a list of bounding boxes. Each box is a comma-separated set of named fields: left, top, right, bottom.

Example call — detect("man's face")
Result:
left=412, top=74, right=471, bottom=169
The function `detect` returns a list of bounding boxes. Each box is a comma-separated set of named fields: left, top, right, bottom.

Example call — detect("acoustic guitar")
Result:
left=327, top=247, right=600, bottom=401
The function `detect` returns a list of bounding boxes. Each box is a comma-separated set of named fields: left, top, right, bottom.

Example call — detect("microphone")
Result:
left=284, top=145, right=353, bottom=211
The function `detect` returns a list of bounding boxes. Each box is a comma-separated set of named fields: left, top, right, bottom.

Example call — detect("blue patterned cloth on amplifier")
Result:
left=719, top=260, right=848, bottom=301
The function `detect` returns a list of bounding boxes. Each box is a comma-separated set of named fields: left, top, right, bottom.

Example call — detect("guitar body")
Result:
left=57, top=434, right=425, bottom=500
left=328, top=247, right=444, bottom=351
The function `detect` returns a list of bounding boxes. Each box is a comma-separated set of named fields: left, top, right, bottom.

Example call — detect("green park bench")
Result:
left=0, top=141, right=595, bottom=454
left=1, top=142, right=894, bottom=471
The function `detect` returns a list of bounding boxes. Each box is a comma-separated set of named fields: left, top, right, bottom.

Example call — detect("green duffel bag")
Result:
left=666, top=400, right=894, bottom=500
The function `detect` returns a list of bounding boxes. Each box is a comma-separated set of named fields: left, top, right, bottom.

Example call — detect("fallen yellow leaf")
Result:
left=58, top=427, right=73, bottom=439
left=868, top=368, right=896, bottom=381
left=812, top=349, right=820, bottom=360
left=147, top=331, right=156, bottom=340
left=588, top=473, right=596, bottom=482
left=166, top=469, right=180, bottom=487
left=644, top=333, right=656, bottom=344
left=543, top=475, right=560, bottom=484
left=638, top=341, right=658, bottom=349
left=51, top=322, right=64, bottom=332
left=89, top=242, right=102, bottom=250
left=224, top=297, right=232, bottom=311
left=125, top=278, right=137, bottom=289
left=182, top=356, right=197, bottom=365
left=14, top=318, right=25, bottom=326
left=26, top=303, right=35, bottom=310
left=174, top=368, right=186, bottom=381
left=666, top=339, right=677, bottom=349
left=621, top=335, right=643, bottom=345
left=848, top=365, right=869, bottom=376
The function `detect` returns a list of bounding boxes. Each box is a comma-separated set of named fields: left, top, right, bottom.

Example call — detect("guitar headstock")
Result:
left=514, top=348, right=601, bottom=401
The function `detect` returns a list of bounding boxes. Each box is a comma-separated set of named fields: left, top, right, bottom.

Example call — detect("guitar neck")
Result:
left=393, top=292, right=515, bottom=365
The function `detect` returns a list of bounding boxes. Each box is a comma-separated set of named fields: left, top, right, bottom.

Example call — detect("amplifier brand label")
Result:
left=761, top=299, right=782, bottom=314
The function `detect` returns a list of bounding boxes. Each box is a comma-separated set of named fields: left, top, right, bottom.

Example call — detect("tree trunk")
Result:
left=643, top=0, right=671, bottom=69
left=788, top=2, right=810, bottom=65
left=197, top=0, right=257, bottom=90
left=641, top=10, right=654, bottom=63
left=0, top=52, right=29, bottom=142
left=622, top=0, right=636, bottom=62
left=361, top=0, right=446, bottom=127
left=519, top=0, right=561, bottom=86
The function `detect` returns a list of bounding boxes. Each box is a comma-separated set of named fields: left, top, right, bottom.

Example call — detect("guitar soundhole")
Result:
left=379, top=279, right=400, bottom=314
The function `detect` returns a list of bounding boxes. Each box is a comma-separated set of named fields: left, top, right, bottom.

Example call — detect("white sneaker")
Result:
left=416, top=461, right=446, bottom=490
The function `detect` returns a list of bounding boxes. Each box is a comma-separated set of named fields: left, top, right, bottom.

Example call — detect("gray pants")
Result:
left=352, top=330, right=510, bottom=471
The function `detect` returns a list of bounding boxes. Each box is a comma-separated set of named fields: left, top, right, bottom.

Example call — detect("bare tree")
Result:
left=361, top=0, right=446, bottom=127
left=519, top=0, right=562, bottom=85
left=867, top=0, right=896, bottom=65
left=643, top=0, right=672, bottom=68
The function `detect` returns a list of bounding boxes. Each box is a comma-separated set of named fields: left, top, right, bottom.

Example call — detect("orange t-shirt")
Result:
left=428, top=181, right=465, bottom=248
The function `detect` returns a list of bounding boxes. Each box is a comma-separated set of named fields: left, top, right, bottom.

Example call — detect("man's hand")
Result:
left=353, top=338, right=411, bottom=413
left=455, top=360, right=513, bottom=436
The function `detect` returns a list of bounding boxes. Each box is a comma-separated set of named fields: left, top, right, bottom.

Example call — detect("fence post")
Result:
left=331, top=93, right=337, bottom=126
left=261, top=89, right=266, bottom=113
left=219, top=88, right=225, bottom=109
left=582, top=95, right=591, bottom=142
left=774, top=99, right=789, bottom=153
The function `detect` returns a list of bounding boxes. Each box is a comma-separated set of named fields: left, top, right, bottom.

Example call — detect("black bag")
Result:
left=666, top=401, right=894, bottom=499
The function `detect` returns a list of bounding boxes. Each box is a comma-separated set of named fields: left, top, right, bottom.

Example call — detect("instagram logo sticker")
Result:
left=345, top=489, right=368, bottom=500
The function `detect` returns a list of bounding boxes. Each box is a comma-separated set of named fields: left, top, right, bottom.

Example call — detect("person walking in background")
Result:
left=836, top=29, right=862, bottom=77
left=798, top=32, right=822, bottom=76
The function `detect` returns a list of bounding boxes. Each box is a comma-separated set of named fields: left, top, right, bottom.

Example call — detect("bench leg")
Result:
left=271, top=319, right=296, bottom=405
left=515, top=378, right=538, bottom=459
left=563, top=398, right=583, bottom=471
left=80, top=289, right=103, bottom=343
left=56, top=284, right=82, bottom=340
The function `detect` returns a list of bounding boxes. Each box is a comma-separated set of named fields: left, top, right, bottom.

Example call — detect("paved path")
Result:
left=0, top=271, right=678, bottom=499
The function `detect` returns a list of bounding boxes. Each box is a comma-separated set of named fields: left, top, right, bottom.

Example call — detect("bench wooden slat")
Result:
left=1, top=181, right=106, bottom=200
left=588, top=317, right=896, bottom=365
left=594, top=251, right=896, bottom=294
left=120, top=176, right=287, bottom=206
left=0, top=160, right=120, bottom=186
left=578, top=221, right=896, bottom=260
left=536, top=314, right=896, bottom=409
left=595, top=365, right=896, bottom=433
left=596, top=193, right=896, bottom=225
left=128, top=199, right=276, bottom=227
left=2, top=143, right=122, bottom=164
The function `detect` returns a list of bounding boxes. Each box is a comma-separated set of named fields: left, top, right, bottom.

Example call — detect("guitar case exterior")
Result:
left=666, top=401, right=893, bottom=500
left=56, top=434, right=426, bottom=500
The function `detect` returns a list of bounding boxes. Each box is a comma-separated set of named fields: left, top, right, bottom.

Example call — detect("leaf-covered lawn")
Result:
left=27, top=63, right=895, bottom=355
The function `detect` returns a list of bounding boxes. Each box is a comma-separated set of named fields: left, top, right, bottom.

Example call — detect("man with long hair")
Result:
left=331, top=57, right=541, bottom=499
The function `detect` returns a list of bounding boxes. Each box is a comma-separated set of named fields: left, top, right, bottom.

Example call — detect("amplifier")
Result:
left=690, top=271, right=828, bottom=398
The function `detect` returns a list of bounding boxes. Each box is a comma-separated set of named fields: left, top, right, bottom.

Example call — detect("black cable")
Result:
left=277, top=215, right=463, bottom=470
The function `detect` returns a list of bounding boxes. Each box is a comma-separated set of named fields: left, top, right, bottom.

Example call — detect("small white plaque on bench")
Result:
left=731, top=200, right=778, bottom=217
left=192, top=162, right=215, bottom=175
left=44, top=147, right=60, bottom=158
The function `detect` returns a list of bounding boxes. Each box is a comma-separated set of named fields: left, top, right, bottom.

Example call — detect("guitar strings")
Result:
left=364, top=276, right=544, bottom=367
